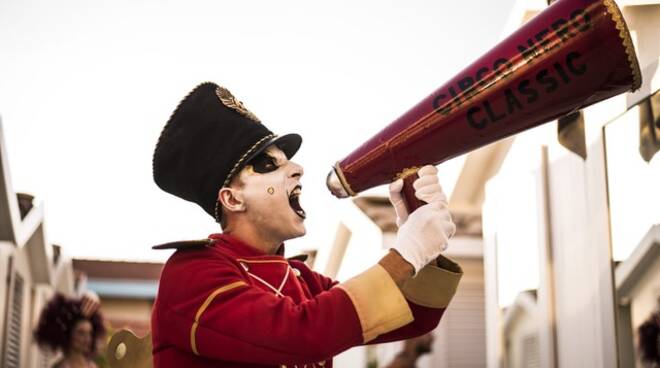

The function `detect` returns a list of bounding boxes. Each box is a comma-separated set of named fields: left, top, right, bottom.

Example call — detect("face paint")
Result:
left=247, top=152, right=279, bottom=174
left=234, top=145, right=306, bottom=242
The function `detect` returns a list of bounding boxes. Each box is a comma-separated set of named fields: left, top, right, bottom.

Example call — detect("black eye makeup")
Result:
left=248, top=152, right=279, bottom=173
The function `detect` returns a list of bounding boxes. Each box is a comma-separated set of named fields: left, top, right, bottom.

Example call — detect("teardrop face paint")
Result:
left=236, top=145, right=306, bottom=242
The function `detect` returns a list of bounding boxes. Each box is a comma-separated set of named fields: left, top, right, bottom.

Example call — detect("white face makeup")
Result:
left=232, top=145, right=306, bottom=242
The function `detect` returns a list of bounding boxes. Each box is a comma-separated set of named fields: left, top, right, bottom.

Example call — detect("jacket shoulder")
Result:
left=152, top=238, right=212, bottom=250
left=156, top=242, right=247, bottom=305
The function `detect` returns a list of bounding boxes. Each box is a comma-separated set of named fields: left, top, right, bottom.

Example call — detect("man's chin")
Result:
left=291, top=226, right=306, bottom=239
left=284, top=224, right=306, bottom=241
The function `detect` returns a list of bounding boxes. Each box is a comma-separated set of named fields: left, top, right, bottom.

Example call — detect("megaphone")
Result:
left=326, top=0, right=641, bottom=212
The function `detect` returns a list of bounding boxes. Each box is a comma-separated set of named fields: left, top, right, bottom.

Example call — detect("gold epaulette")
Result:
left=152, top=239, right=212, bottom=250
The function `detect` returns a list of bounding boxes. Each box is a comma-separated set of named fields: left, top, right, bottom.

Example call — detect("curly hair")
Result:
left=34, top=293, right=105, bottom=354
left=638, top=310, right=660, bottom=365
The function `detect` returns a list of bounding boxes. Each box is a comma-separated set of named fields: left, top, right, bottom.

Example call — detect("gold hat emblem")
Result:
left=215, top=86, right=261, bottom=123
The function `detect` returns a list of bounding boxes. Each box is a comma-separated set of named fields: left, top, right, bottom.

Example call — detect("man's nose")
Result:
left=288, top=161, right=304, bottom=179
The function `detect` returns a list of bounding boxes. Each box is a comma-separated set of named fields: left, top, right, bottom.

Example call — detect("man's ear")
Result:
left=218, top=187, right=246, bottom=213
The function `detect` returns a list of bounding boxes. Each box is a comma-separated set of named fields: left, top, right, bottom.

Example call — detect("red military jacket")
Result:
left=152, top=233, right=462, bottom=367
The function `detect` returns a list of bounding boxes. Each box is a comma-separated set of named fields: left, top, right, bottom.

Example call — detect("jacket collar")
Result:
left=209, top=233, right=286, bottom=258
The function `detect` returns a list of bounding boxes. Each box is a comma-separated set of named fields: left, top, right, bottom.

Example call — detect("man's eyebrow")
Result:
left=265, top=151, right=287, bottom=165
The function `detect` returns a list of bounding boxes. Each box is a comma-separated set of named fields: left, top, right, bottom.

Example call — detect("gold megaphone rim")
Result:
left=604, top=0, right=642, bottom=91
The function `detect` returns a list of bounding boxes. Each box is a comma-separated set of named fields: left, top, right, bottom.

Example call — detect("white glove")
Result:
left=391, top=202, right=456, bottom=274
left=389, top=165, right=454, bottom=274
left=389, top=165, right=448, bottom=227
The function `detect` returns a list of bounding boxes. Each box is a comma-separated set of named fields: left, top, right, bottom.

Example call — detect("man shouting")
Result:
left=151, top=82, right=462, bottom=367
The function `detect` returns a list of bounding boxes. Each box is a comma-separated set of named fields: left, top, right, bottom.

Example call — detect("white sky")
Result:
left=0, top=0, right=515, bottom=261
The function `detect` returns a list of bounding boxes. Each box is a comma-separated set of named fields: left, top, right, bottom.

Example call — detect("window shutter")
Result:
left=430, top=280, right=487, bottom=368
left=521, top=333, right=540, bottom=368
left=446, top=282, right=487, bottom=367
left=3, top=272, right=24, bottom=368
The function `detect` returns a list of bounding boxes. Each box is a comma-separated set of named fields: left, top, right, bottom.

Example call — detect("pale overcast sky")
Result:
left=0, top=0, right=515, bottom=261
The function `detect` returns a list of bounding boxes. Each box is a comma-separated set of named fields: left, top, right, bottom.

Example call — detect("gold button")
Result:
left=293, top=268, right=301, bottom=277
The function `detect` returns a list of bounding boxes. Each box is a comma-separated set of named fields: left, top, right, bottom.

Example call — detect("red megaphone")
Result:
left=327, top=0, right=641, bottom=212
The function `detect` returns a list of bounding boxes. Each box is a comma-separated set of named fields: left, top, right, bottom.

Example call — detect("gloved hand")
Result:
left=391, top=202, right=455, bottom=274
left=389, top=165, right=455, bottom=274
left=389, top=165, right=448, bottom=227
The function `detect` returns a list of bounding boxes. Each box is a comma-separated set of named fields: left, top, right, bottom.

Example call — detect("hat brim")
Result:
left=244, top=133, right=302, bottom=165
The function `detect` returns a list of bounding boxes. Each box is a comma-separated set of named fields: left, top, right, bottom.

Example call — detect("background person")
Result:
left=34, top=293, right=106, bottom=368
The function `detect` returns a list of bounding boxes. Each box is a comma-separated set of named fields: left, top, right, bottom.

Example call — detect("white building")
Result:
left=0, top=119, right=78, bottom=368
left=502, top=290, right=539, bottom=368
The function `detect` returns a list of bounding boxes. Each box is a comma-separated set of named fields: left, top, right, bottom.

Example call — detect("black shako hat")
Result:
left=153, top=82, right=302, bottom=222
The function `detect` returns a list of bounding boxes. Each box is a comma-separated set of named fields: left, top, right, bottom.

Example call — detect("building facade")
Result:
left=0, top=119, right=78, bottom=368
left=73, top=259, right=163, bottom=339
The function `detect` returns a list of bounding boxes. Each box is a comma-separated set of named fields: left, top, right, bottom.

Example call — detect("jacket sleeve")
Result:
left=154, top=251, right=415, bottom=365
left=365, top=254, right=463, bottom=344
left=308, top=254, right=463, bottom=344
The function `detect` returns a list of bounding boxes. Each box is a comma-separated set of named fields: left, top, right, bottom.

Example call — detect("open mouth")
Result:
left=288, top=185, right=306, bottom=219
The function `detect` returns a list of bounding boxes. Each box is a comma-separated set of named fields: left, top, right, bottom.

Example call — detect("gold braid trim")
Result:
left=395, top=166, right=421, bottom=181
left=603, top=0, right=642, bottom=91
left=236, top=258, right=289, bottom=265
left=332, top=163, right=357, bottom=197
left=214, top=134, right=276, bottom=222
left=222, top=134, right=276, bottom=188
left=190, top=281, right=247, bottom=355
